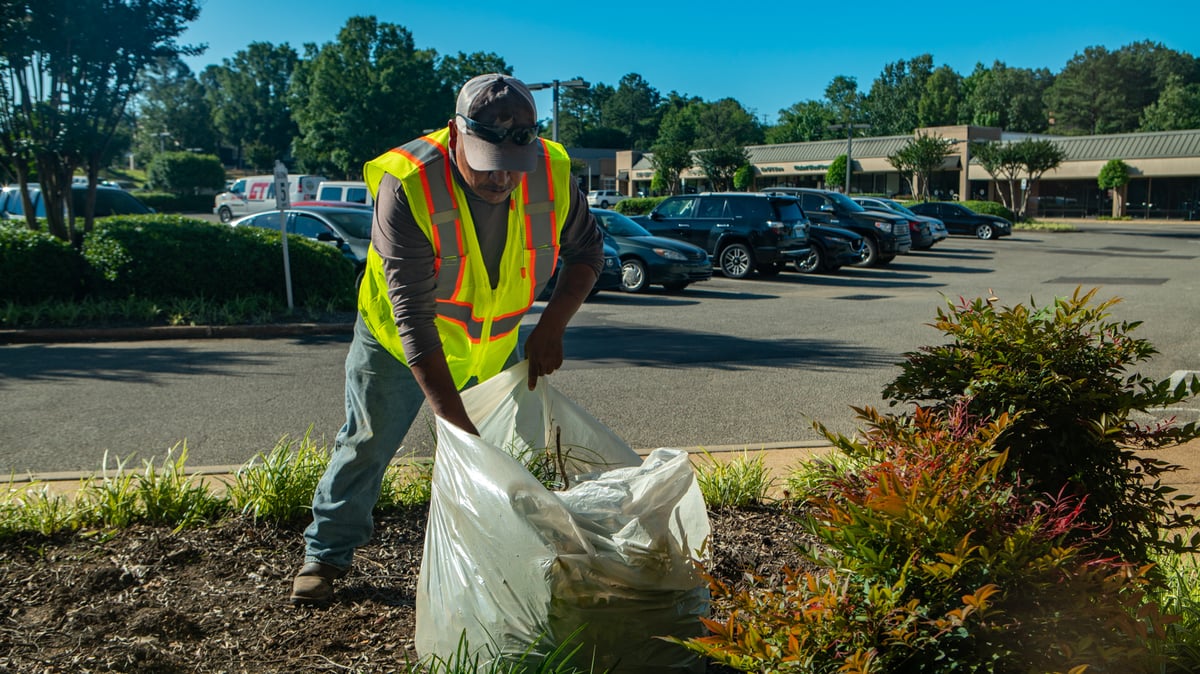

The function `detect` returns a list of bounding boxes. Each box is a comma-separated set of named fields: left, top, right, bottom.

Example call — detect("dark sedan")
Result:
left=793, top=223, right=867, bottom=274
left=908, top=201, right=1012, bottom=240
left=590, top=208, right=712, bottom=292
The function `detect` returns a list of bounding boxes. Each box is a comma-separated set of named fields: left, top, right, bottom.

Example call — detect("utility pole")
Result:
left=526, top=78, right=590, bottom=142
left=827, top=123, right=870, bottom=193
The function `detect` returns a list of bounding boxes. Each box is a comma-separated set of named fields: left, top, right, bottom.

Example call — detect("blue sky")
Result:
left=179, top=1, right=1200, bottom=126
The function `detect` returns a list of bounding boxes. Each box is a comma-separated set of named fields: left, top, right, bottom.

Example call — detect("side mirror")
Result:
left=650, top=212, right=664, bottom=221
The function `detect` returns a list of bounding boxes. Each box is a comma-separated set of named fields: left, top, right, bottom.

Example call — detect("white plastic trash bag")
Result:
left=415, top=362, right=711, bottom=673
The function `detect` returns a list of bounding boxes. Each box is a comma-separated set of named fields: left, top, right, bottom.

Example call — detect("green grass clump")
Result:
left=693, top=450, right=774, bottom=507
left=227, top=429, right=331, bottom=524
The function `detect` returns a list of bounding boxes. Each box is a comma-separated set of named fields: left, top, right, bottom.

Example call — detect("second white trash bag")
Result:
left=415, top=362, right=711, bottom=673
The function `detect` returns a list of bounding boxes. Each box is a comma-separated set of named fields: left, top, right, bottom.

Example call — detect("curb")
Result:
left=0, top=322, right=354, bottom=344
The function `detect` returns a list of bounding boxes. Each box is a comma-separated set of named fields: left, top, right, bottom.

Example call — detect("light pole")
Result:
left=827, top=123, right=870, bottom=193
left=526, top=78, right=589, bottom=142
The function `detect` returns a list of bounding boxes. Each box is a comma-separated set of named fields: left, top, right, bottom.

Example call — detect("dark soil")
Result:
left=0, top=503, right=814, bottom=673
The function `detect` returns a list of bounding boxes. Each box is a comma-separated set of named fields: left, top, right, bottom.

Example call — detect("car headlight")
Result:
left=654, top=248, right=687, bottom=261
left=873, top=220, right=892, bottom=232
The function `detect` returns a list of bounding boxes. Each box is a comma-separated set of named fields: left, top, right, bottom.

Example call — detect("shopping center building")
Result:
left=609, top=126, right=1200, bottom=219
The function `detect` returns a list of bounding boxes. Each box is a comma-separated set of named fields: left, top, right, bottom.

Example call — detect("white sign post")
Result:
left=274, top=160, right=294, bottom=310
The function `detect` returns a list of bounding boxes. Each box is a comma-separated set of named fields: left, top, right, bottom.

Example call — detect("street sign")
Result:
left=274, top=160, right=294, bottom=309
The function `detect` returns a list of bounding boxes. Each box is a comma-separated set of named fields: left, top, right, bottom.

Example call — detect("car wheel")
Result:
left=793, top=246, right=823, bottom=274
left=662, top=281, right=690, bottom=292
left=855, top=237, right=881, bottom=267
left=718, top=243, right=753, bottom=279
left=599, top=200, right=610, bottom=208
left=620, top=259, right=649, bottom=293
left=975, top=223, right=995, bottom=240
left=218, top=206, right=233, bottom=224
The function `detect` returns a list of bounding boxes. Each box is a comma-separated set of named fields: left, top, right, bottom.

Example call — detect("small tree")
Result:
left=732, top=165, right=754, bottom=192
left=972, top=138, right=1067, bottom=220
left=696, top=144, right=748, bottom=192
left=825, top=155, right=847, bottom=192
left=1098, top=159, right=1132, bottom=218
left=888, top=132, right=959, bottom=200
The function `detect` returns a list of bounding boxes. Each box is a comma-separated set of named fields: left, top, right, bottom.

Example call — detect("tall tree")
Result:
left=435, top=51, right=510, bottom=94
left=0, top=0, right=201, bottom=242
left=554, top=80, right=615, bottom=148
left=964, top=62, right=1053, bottom=132
left=1044, top=46, right=1132, bottom=135
left=690, top=98, right=758, bottom=191
left=766, top=100, right=837, bottom=144
left=888, top=133, right=959, bottom=200
left=132, top=57, right=217, bottom=166
left=202, top=42, right=299, bottom=170
left=917, top=65, right=965, bottom=127
left=972, top=138, right=1067, bottom=219
left=650, top=102, right=700, bottom=195
left=863, top=54, right=934, bottom=135
left=1139, top=74, right=1200, bottom=131
left=602, top=73, right=662, bottom=150
left=289, top=17, right=449, bottom=179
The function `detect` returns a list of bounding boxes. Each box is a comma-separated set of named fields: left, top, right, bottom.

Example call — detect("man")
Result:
left=291, top=74, right=604, bottom=606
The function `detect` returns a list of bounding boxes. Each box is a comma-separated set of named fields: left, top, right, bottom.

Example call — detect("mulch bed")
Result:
left=0, top=503, right=814, bottom=673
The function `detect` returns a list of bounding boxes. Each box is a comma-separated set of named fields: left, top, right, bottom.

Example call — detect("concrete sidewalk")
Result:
left=13, top=436, right=1200, bottom=506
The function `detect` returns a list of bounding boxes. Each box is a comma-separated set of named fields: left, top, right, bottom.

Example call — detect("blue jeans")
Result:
left=303, top=317, right=429, bottom=570
left=303, top=316, right=517, bottom=570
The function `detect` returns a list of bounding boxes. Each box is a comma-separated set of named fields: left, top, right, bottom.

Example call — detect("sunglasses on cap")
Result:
left=456, top=113, right=541, bottom=146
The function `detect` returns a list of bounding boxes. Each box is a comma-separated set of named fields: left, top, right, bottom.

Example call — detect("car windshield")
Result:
left=881, top=199, right=917, bottom=217
left=830, top=191, right=865, bottom=212
left=322, top=210, right=373, bottom=239
left=593, top=210, right=652, bottom=237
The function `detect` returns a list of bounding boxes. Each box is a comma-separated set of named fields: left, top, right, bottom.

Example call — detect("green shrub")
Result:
left=0, top=224, right=86, bottom=302
left=145, top=152, right=226, bottom=194
left=613, top=196, right=666, bottom=215
left=679, top=405, right=1175, bottom=673
left=81, top=214, right=356, bottom=306
left=882, top=288, right=1200, bottom=564
left=962, top=199, right=1015, bottom=221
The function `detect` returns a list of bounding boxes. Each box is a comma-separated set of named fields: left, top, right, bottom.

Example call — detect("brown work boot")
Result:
left=289, top=561, right=347, bottom=607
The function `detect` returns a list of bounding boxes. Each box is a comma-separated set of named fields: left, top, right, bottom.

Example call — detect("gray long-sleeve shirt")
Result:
left=372, top=161, right=603, bottom=365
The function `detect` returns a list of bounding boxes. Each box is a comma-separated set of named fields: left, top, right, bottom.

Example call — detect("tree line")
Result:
left=3, top=3, right=1199, bottom=241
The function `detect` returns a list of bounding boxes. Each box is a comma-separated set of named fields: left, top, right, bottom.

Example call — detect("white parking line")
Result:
left=1169, top=370, right=1200, bottom=389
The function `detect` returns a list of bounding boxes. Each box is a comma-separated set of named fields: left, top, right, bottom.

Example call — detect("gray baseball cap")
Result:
left=454, top=74, right=540, bottom=173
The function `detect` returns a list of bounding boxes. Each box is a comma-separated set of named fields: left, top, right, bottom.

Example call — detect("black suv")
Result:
left=761, top=187, right=911, bottom=266
left=631, top=192, right=810, bottom=278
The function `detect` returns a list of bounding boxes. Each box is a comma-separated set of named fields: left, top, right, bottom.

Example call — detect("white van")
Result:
left=213, top=174, right=325, bottom=223
left=315, top=180, right=373, bottom=207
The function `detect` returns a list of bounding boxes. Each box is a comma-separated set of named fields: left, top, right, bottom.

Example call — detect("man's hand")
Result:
left=524, top=322, right=565, bottom=390
left=525, top=262, right=596, bottom=390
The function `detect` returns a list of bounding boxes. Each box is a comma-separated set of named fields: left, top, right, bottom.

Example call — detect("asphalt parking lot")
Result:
left=1, top=220, right=1197, bottom=476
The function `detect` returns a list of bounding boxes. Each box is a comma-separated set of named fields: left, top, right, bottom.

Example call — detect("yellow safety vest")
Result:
left=360, top=127, right=573, bottom=389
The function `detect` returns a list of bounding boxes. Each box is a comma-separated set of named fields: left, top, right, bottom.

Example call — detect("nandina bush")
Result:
left=677, top=405, right=1177, bottom=673
left=882, top=288, right=1200, bottom=564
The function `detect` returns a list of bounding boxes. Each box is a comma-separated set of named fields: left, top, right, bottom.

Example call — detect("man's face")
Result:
left=447, top=114, right=530, bottom=205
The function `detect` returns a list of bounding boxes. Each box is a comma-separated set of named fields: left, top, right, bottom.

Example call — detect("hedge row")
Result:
left=1, top=215, right=356, bottom=306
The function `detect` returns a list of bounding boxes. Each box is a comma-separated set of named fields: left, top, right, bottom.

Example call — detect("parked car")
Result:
left=590, top=208, right=712, bottom=292
left=230, top=204, right=371, bottom=271
left=631, top=192, right=810, bottom=279
left=760, top=187, right=910, bottom=266
left=586, top=190, right=627, bottom=209
left=908, top=201, right=1012, bottom=240
left=793, top=223, right=868, bottom=274
left=316, top=180, right=373, bottom=206
left=852, top=196, right=947, bottom=250
left=539, top=241, right=621, bottom=300
left=214, top=174, right=325, bottom=223
left=0, top=183, right=154, bottom=220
